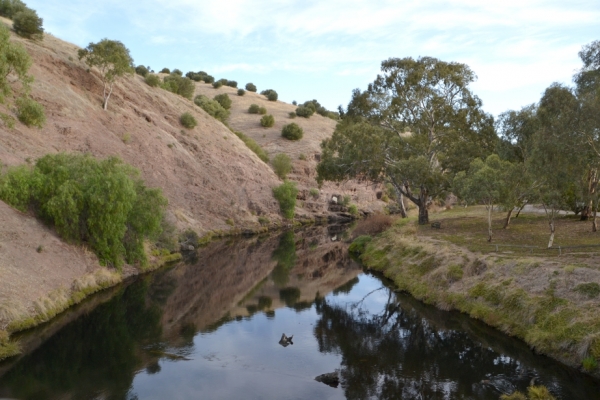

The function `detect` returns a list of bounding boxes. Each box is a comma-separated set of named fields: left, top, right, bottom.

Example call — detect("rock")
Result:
left=315, top=371, right=340, bottom=388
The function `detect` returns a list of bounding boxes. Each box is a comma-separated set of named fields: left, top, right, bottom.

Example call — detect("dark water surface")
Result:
left=1, top=226, right=599, bottom=399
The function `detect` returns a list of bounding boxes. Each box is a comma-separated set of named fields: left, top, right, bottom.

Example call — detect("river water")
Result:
left=0, top=225, right=599, bottom=399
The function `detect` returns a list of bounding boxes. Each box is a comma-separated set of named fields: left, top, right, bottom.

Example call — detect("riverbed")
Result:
left=0, top=226, right=598, bottom=399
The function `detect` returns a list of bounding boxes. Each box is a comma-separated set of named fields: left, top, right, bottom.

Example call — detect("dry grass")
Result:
left=351, top=214, right=394, bottom=238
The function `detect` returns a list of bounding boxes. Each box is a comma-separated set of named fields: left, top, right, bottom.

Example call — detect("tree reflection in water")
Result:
left=313, top=279, right=598, bottom=400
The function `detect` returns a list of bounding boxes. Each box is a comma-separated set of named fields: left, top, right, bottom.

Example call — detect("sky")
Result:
left=28, top=0, right=600, bottom=117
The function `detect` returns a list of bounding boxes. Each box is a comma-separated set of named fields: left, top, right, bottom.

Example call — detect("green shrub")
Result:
left=245, top=82, right=257, bottom=92
left=214, top=93, right=232, bottom=110
left=231, top=130, right=269, bottom=162
left=172, top=68, right=182, bottom=76
left=248, top=104, right=260, bottom=114
left=272, top=153, right=292, bottom=179
left=160, top=67, right=170, bottom=73
left=348, top=204, right=358, bottom=216
left=237, top=88, right=245, bottom=96
left=295, top=105, right=314, bottom=118
left=16, top=96, right=45, bottom=128
left=226, top=80, right=237, bottom=88
left=212, top=81, right=223, bottom=89
left=194, top=95, right=230, bottom=122
left=288, top=111, right=296, bottom=119
left=261, top=89, right=278, bottom=101
left=349, top=235, right=372, bottom=255
left=12, top=8, right=43, bottom=39
left=309, top=188, right=319, bottom=198
left=180, top=112, right=197, bottom=129
left=258, top=106, right=267, bottom=115
left=162, top=74, right=195, bottom=99
left=260, top=114, right=275, bottom=128
left=145, top=74, right=161, bottom=87
left=281, top=123, right=303, bottom=140
left=292, top=100, right=297, bottom=105
left=0, top=153, right=167, bottom=268
left=0, top=0, right=27, bottom=19
left=273, top=180, right=297, bottom=219
left=135, top=65, right=148, bottom=77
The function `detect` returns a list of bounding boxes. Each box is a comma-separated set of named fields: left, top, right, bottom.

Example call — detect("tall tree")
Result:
left=317, top=56, right=496, bottom=224
left=78, top=39, right=134, bottom=110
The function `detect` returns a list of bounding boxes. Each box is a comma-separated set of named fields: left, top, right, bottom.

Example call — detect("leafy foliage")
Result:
left=12, top=8, right=43, bottom=39
left=231, top=130, right=269, bottom=163
left=135, top=65, right=148, bottom=77
left=212, top=80, right=223, bottom=89
left=179, top=112, right=197, bottom=129
left=213, top=93, right=232, bottom=110
left=260, top=114, right=274, bottom=127
left=78, top=39, right=134, bottom=110
left=194, top=94, right=229, bottom=122
left=0, top=0, right=26, bottom=18
left=237, top=88, right=245, bottom=96
left=271, top=153, right=292, bottom=179
left=295, top=105, right=314, bottom=118
left=226, top=80, right=237, bottom=88
left=159, top=67, right=170, bottom=74
left=16, top=95, right=45, bottom=128
left=248, top=104, right=260, bottom=114
left=245, top=82, right=257, bottom=92
left=261, top=89, right=278, bottom=101
left=0, top=154, right=167, bottom=268
left=162, top=74, right=195, bottom=99
left=272, top=180, right=297, bottom=219
left=144, top=74, right=160, bottom=87
left=281, top=123, right=303, bottom=140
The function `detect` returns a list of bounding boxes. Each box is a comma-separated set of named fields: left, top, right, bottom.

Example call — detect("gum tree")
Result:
left=317, top=56, right=497, bottom=224
left=78, top=39, right=134, bottom=110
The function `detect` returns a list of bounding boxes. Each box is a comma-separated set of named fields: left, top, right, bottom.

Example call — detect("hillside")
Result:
left=0, top=20, right=383, bottom=339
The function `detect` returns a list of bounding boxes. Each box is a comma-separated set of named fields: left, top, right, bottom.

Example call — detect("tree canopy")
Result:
left=78, top=39, right=134, bottom=110
left=318, top=56, right=497, bottom=223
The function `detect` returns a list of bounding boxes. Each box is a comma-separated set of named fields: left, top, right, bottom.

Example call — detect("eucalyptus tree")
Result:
left=317, top=56, right=497, bottom=224
left=78, top=39, right=134, bottom=110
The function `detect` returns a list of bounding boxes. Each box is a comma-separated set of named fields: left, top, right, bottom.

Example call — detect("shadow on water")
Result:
left=0, top=224, right=598, bottom=399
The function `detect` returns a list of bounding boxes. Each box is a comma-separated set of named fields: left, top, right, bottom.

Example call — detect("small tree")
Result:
left=172, top=68, right=182, bottom=76
left=226, top=80, right=237, bottom=88
left=194, top=95, right=229, bottom=122
left=273, top=180, right=297, bottom=219
left=163, top=74, right=195, bottom=99
left=135, top=65, right=148, bottom=77
left=78, top=39, right=134, bottom=110
left=214, top=93, right=232, bottom=110
left=260, top=114, right=274, bottom=128
left=12, top=8, right=43, bottom=39
left=261, top=89, right=278, bottom=101
left=16, top=96, right=45, bottom=128
left=295, top=105, right=313, bottom=118
left=245, top=82, right=257, bottom=92
left=248, top=104, right=260, bottom=114
left=213, top=81, right=223, bottom=89
left=145, top=74, right=160, bottom=87
left=272, top=153, right=292, bottom=179
left=0, top=0, right=27, bottom=19
left=237, top=88, right=245, bottom=96
left=281, top=123, right=303, bottom=140
left=160, top=67, right=170, bottom=73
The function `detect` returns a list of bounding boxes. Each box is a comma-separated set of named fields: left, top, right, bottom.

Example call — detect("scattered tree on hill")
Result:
left=317, top=56, right=497, bottom=224
left=0, top=24, right=45, bottom=128
left=245, top=82, right=257, bottom=92
left=162, top=73, right=195, bottom=99
left=281, top=123, right=303, bottom=140
left=180, top=112, right=197, bottom=129
left=78, top=39, right=134, bottom=110
left=12, top=7, right=43, bottom=39
left=237, top=88, right=245, bottom=96
left=260, top=114, right=274, bottom=128
left=213, top=93, right=231, bottom=110
left=171, top=68, right=182, bottom=76
left=144, top=74, right=160, bottom=87
left=248, top=104, right=260, bottom=114
left=212, top=80, right=223, bottom=89
left=194, top=94, right=229, bottom=122
left=160, top=67, right=170, bottom=73
left=226, top=80, right=237, bottom=88
left=272, top=153, right=292, bottom=179
left=261, top=89, right=278, bottom=101
left=273, top=180, right=297, bottom=219
left=0, top=0, right=27, bottom=19
left=135, top=65, right=148, bottom=77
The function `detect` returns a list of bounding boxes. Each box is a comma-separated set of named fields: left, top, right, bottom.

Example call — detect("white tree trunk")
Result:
left=547, top=219, right=555, bottom=248
left=103, top=82, right=114, bottom=111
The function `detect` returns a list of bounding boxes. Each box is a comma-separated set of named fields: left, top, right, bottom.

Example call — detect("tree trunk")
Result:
left=515, top=202, right=527, bottom=218
left=397, top=192, right=407, bottom=218
left=103, top=82, right=114, bottom=111
left=503, top=208, right=513, bottom=229
left=547, top=219, right=555, bottom=248
left=581, top=203, right=591, bottom=221
left=418, top=189, right=429, bottom=225
left=487, top=203, right=493, bottom=242
left=593, top=209, right=598, bottom=232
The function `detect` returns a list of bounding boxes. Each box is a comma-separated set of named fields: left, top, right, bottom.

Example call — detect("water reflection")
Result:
left=0, top=226, right=598, bottom=399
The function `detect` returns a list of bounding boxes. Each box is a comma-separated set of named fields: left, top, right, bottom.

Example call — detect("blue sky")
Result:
left=29, top=0, right=599, bottom=117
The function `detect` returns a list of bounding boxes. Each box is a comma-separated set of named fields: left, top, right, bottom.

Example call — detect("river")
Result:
left=0, top=225, right=598, bottom=399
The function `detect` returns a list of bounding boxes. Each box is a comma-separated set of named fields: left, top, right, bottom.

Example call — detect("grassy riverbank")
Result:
left=354, top=206, right=600, bottom=376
